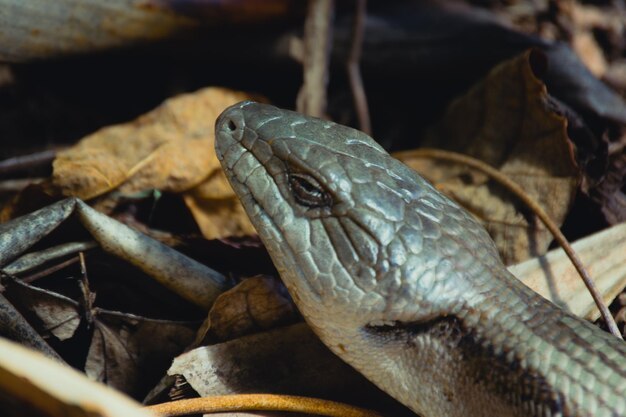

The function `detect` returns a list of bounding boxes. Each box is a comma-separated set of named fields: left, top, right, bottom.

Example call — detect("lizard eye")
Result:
left=288, top=173, right=332, bottom=208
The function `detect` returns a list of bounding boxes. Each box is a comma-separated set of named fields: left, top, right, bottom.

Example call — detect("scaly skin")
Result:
left=215, top=101, right=626, bottom=417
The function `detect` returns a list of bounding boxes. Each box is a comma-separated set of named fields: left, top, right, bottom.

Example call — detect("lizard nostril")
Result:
left=227, top=119, right=237, bottom=132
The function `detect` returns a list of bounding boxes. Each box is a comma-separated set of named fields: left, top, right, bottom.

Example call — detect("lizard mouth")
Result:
left=214, top=101, right=324, bottom=304
left=214, top=101, right=280, bottom=244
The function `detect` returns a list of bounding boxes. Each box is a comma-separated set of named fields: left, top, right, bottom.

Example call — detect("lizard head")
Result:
left=215, top=101, right=495, bottom=334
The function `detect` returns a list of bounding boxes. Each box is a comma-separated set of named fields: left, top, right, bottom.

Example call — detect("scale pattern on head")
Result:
left=215, top=101, right=500, bottom=328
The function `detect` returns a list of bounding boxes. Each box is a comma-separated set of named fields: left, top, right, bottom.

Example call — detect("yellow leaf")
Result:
left=183, top=169, right=256, bottom=239
left=52, top=87, right=259, bottom=200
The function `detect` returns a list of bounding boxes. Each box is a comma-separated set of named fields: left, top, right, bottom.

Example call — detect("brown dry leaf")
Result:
left=3, top=275, right=81, bottom=341
left=207, top=275, right=298, bottom=341
left=397, top=50, right=580, bottom=264
left=85, top=311, right=196, bottom=397
left=169, top=323, right=372, bottom=400
left=183, top=169, right=256, bottom=239
left=52, top=87, right=258, bottom=201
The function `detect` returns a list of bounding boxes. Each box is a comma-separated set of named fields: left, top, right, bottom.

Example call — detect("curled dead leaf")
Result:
left=397, top=50, right=580, bottom=264
left=52, top=86, right=263, bottom=241
left=85, top=312, right=196, bottom=397
left=207, top=275, right=298, bottom=341
left=183, top=169, right=256, bottom=239
left=2, top=275, right=81, bottom=341
left=52, top=87, right=260, bottom=200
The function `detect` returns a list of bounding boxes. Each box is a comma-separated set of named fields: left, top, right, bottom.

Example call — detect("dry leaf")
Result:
left=85, top=311, right=196, bottom=397
left=0, top=0, right=300, bottom=63
left=169, top=323, right=373, bottom=398
left=207, top=275, right=298, bottom=341
left=52, top=86, right=261, bottom=240
left=3, top=276, right=81, bottom=341
left=511, top=222, right=626, bottom=321
left=52, top=87, right=258, bottom=200
left=398, top=50, right=580, bottom=264
left=183, top=169, right=256, bottom=239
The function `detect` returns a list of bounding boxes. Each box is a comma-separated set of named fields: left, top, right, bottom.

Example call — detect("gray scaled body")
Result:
left=215, top=101, right=626, bottom=417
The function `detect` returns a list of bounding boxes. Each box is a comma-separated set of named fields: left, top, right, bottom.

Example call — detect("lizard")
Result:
left=215, top=100, right=626, bottom=417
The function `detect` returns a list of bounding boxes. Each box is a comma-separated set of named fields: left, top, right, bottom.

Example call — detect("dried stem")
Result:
left=347, top=0, right=371, bottom=135
left=296, top=0, right=334, bottom=117
left=20, top=256, right=80, bottom=284
left=0, top=149, right=58, bottom=175
left=148, top=394, right=383, bottom=417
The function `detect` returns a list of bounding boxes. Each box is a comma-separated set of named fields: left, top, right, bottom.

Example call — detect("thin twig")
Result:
left=147, top=394, right=383, bottom=417
left=78, top=252, right=94, bottom=326
left=347, top=0, right=371, bottom=135
left=395, top=147, right=621, bottom=337
left=20, top=256, right=80, bottom=284
left=296, top=0, right=335, bottom=117
left=0, top=178, right=47, bottom=193
left=0, top=149, right=58, bottom=175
